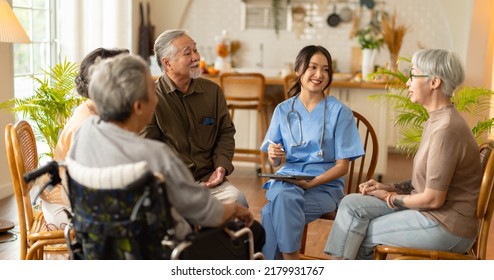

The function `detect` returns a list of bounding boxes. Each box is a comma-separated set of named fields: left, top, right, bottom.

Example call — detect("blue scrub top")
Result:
left=260, top=95, right=364, bottom=190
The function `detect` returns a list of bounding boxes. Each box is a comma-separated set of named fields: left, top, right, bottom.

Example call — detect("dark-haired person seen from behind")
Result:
left=67, top=54, right=264, bottom=259
left=140, top=29, right=249, bottom=208
left=324, top=49, right=482, bottom=259
left=38, top=48, right=129, bottom=230
left=260, top=45, right=364, bottom=260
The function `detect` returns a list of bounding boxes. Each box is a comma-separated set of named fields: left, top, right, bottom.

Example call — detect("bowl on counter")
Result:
left=333, top=73, right=353, bottom=81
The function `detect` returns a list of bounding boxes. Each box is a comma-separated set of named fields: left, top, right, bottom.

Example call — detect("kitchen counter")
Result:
left=202, top=74, right=387, bottom=90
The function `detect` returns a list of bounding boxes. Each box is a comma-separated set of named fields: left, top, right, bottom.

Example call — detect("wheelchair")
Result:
left=24, top=159, right=264, bottom=260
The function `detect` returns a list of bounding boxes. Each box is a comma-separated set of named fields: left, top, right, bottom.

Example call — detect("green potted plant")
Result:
left=357, top=27, right=384, bottom=81
left=0, top=58, right=84, bottom=159
left=357, top=27, right=384, bottom=50
left=272, top=0, right=291, bottom=36
left=370, top=57, right=494, bottom=156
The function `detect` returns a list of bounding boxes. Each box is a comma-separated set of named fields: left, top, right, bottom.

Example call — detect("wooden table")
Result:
left=203, top=74, right=284, bottom=86
left=203, top=74, right=387, bottom=90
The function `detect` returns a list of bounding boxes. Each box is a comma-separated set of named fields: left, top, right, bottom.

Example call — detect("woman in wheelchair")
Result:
left=63, top=53, right=264, bottom=259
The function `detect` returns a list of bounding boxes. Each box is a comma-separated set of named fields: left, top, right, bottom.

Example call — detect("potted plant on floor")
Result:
left=0, top=58, right=84, bottom=160
left=370, top=58, right=494, bottom=156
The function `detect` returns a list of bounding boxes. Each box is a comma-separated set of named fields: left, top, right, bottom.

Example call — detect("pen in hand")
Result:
left=267, top=139, right=284, bottom=151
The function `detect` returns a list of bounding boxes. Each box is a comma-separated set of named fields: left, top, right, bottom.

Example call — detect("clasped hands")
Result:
left=359, top=179, right=395, bottom=200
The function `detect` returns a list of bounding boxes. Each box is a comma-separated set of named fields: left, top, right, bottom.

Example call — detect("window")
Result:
left=13, top=0, right=58, bottom=99
left=241, top=1, right=290, bottom=31
left=12, top=0, right=58, bottom=157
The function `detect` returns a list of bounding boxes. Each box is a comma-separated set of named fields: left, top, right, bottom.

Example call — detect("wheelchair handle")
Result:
left=23, top=160, right=59, bottom=183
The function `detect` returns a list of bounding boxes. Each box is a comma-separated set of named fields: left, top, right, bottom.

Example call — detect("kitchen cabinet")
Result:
left=331, top=86, right=388, bottom=177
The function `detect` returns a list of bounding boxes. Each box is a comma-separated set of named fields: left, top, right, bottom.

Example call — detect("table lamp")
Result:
left=0, top=0, right=30, bottom=234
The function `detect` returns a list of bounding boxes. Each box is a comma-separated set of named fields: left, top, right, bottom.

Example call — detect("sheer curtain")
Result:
left=58, top=0, right=132, bottom=63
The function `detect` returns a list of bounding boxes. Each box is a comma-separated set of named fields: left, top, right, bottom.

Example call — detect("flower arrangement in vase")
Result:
left=357, top=27, right=384, bottom=81
left=380, top=10, right=409, bottom=72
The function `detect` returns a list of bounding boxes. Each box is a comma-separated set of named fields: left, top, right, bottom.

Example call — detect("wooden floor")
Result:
left=1, top=151, right=493, bottom=260
left=228, top=151, right=494, bottom=260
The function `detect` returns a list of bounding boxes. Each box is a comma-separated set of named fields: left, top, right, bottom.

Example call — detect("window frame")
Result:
left=13, top=0, right=59, bottom=98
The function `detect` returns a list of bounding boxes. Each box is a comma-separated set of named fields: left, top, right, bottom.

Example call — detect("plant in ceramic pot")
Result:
left=369, top=58, right=494, bottom=156
left=0, top=58, right=84, bottom=160
left=357, top=27, right=384, bottom=81
left=272, top=0, right=291, bottom=36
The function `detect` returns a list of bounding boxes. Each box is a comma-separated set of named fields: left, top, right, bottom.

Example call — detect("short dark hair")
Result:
left=75, top=48, right=130, bottom=98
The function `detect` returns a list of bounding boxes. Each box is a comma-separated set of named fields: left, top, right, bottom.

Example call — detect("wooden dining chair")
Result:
left=219, top=72, right=271, bottom=174
left=283, top=73, right=297, bottom=100
left=299, top=111, right=379, bottom=259
left=374, top=140, right=494, bottom=260
left=5, top=120, right=66, bottom=260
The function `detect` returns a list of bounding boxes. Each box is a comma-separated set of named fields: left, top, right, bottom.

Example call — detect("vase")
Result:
left=389, top=52, right=399, bottom=72
left=361, top=48, right=376, bottom=81
left=214, top=57, right=232, bottom=73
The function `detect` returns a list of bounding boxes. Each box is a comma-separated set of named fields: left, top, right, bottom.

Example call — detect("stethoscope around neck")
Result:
left=286, top=95, right=327, bottom=157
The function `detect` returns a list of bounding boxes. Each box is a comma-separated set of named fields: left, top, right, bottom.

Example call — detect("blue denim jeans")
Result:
left=324, top=193, right=476, bottom=260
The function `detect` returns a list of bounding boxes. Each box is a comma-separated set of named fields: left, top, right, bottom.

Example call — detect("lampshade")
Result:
left=0, top=0, right=31, bottom=43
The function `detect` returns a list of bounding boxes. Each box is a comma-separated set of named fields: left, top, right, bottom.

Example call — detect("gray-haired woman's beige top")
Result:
left=412, top=105, right=482, bottom=238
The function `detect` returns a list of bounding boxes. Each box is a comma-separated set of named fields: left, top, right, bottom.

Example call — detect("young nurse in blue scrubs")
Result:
left=260, top=45, right=364, bottom=260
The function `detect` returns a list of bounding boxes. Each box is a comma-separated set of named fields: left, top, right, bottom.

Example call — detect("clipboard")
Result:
left=258, top=174, right=315, bottom=181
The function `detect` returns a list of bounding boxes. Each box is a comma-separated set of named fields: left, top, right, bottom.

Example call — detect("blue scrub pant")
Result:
left=324, top=193, right=476, bottom=259
left=261, top=181, right=341, bottom=259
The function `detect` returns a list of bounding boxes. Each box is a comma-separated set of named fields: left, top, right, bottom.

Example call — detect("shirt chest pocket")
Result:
left=193, top=121, right=217, bottom=151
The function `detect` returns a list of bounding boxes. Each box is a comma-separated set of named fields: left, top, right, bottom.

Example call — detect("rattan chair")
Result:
left=299, top=111, right=379, bottom=259
left=374, top=140, right=494, bottom=260
left=4, top=120, right=66, bottom=260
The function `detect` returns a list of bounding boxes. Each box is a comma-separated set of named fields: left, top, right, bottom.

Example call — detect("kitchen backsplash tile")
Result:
left=182, top=0, right=451, bottom=74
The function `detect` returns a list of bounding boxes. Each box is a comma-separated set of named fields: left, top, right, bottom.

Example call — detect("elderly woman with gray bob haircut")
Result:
left=89, top=54, right=150, bottom=122
left=324, top=49, right=482, bottom=259
left=411, top=48, right=465, bottom=97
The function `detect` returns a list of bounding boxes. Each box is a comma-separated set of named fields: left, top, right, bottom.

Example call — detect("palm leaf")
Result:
left=0, top=58, right=84, bottom=160
left=472, top=118, right=494, bottom=143
left=368, top=57, right=494, bottom=156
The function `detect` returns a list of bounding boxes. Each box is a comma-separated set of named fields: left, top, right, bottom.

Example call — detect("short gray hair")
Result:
left=412, top=49, right=465, bottom=97
left=89, top=54, right=149, bottom=122
left=154, top=29, right=187, bottom=71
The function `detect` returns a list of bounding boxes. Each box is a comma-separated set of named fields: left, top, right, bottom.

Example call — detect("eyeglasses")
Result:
left=409, top=70, right=430, bottom=81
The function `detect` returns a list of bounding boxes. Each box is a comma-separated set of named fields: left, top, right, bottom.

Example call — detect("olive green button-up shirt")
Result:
left=142, top=74, right=236, bottom=182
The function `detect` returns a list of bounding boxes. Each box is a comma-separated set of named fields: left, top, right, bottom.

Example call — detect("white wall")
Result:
left=153, top=0, right=459, bottom=74
left=0, top=43, right=14, bottom=199
left=151, top=0, right=491, bottom=88
left=464, top=0, right=494, bottom=87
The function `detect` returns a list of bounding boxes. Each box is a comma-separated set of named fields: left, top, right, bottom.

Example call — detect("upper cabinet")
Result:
left=241, top=0, right=290, bottom=31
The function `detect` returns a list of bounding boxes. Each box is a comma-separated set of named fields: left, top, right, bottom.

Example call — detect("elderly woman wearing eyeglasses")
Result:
left=259, top=45, right=365, bottom=260
left=324, top=49, right=482, bottom=260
